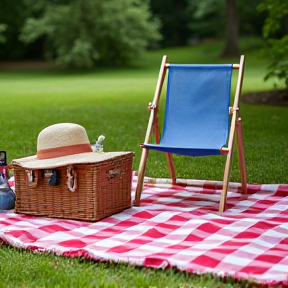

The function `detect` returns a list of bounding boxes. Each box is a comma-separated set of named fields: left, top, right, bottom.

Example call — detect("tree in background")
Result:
left=0, top=0, right=43, bottom=60
left=186, top=0, right=263, bottom=57
left=0, top=0, right=265, bottom=63
left=187, top=0, right=225, bottom=41
left=20, top=0, right=161, bottom=68
left=221, top=0, right=239, bottom=57
left=258, top=0, right=288, bottom=94
left=150, top=0, right=191, bottom=47
left=0, top=24, right=7, bottom=44
left=239, top=0, right=264, bottom=36
left=188, top=0, right=263, bottom=57
left=186, top=0, right=239, bottom=56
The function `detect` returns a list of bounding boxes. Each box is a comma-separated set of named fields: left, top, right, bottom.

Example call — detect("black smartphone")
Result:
left=0, top=151, right=7, bottom=166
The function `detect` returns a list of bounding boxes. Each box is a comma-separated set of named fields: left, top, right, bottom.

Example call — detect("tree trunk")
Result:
left=222, top=0, right=240, bottom=57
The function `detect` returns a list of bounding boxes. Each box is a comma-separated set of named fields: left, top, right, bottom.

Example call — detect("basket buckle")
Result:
left=109, top=170, right=120, bottom=175
left=26, top=169, right=38, bottom=188
left=67, top=166, right=77, bottom=192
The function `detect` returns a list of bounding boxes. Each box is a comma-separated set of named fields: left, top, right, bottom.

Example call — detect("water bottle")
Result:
left=0, top=173, right=15, bottom=210
left=94, top=135, right=105, bottom=153
left=95, top=141, right=103, bottom=152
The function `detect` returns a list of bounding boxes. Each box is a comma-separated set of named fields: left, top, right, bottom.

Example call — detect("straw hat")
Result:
left=12, top=123, right=130, bottom=169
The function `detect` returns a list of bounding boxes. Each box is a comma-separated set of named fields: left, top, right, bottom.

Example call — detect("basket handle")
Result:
left=67, top=166, right=77, bottom=192
left=26, top=169, right=38, bottom=188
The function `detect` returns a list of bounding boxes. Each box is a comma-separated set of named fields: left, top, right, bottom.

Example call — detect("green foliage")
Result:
left=0, top=23, right=7, bottom=43
left=238, top=0, right=264, bottom=36
left=192, top=0, right=224, bottom=19
left=187, top=0, right=225, bottom=39
left=150, top=0, right=191, bottom=47
left=258, top=0, right=288, bottom=38
left=262, top=36, right=288, bottom=88
left=0, top=0, right=38, bottom=60
left=186, top=0, right=263, bottom=41
left=20, top=0, right=161, bottom=68
left=257, top=0, right=288, bottom=91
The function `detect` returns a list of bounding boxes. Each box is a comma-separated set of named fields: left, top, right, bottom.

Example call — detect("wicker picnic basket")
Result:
left=13, top=151, right=134, bottom=221
left=11, top=123, right=134, bottom=221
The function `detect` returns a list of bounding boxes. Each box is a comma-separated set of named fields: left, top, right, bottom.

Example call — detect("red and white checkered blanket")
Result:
left=1, top=174, right=288, bottom=286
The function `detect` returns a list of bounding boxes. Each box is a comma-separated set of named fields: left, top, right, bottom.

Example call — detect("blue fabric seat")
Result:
left=144, top=64, right=232, bottom=157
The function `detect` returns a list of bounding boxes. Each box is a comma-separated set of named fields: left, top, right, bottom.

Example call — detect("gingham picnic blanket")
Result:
left=1, top=174, right=288, bottom=286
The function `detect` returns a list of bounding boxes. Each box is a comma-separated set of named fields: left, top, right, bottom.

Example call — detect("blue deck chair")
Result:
left=134, top=55, right=247, bottom=213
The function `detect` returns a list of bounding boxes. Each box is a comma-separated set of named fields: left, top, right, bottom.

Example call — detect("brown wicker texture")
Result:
left=13, top=152, right=134, bottom=221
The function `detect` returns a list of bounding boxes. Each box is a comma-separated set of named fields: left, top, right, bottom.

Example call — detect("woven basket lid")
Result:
left=12, top=123, right=133, bottom=169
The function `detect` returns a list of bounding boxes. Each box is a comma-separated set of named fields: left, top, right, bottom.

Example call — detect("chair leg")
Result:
left=134, top=148, right=149, bottom=206
left=236, top=118, right=247, bottom=195
left=166, top=153, right=176, bottom=184
left=219, top=118, right=247, bottom=212
left=219, top=147, right=234, bottom=213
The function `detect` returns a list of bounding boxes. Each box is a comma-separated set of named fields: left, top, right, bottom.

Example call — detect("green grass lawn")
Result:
left=0, top=38, right=287, bottom=287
